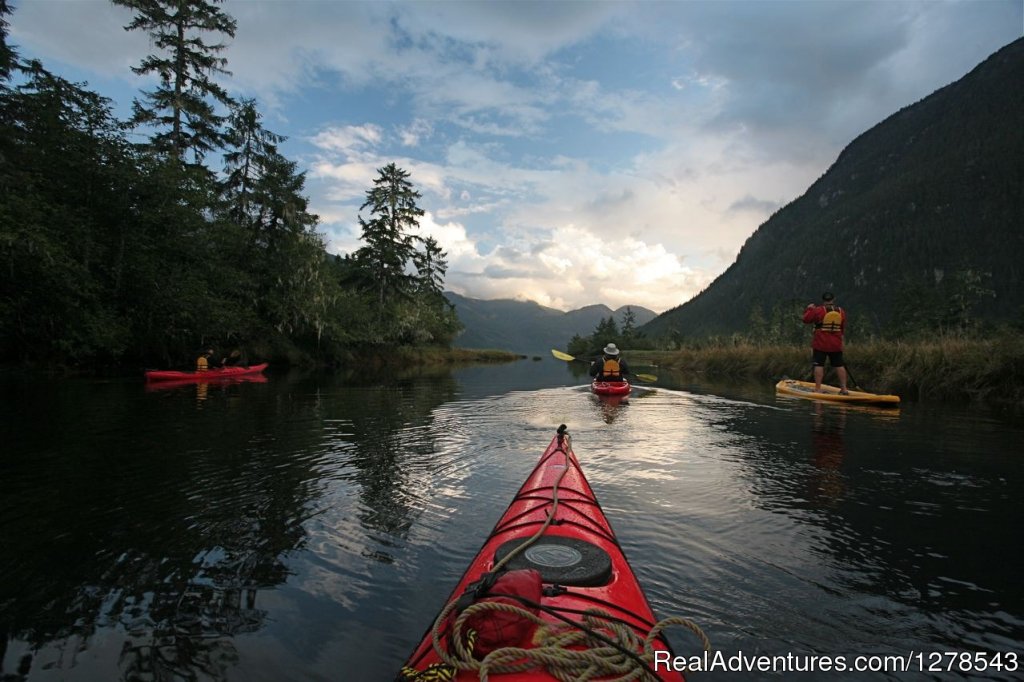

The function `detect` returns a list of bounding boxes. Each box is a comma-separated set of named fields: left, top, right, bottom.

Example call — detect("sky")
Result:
left=8, top=0, right=1023, bottom=313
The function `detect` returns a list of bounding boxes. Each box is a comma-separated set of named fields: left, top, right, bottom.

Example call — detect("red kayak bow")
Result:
left=399, top=425, right=705, bottom=680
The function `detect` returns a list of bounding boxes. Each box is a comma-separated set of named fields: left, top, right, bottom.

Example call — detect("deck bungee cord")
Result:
left=399, top=425, right=710, bottom=681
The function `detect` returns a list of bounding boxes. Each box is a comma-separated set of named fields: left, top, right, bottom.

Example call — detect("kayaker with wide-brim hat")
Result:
left=589, top=342, right=630, bottom=381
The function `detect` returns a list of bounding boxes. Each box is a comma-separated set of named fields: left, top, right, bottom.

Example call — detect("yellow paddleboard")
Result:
left=775, top=379, right=900, bottom=406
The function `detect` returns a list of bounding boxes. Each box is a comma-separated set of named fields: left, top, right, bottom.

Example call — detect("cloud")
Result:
left=728, top=195, right=782, bottom=215
left=10, top=0, right=1021, bottom=315
left=311, top=125, right=384, bottom=155
left=9, top=1, right=147, bottom=78
left=398, top=118, right=434, bottom=147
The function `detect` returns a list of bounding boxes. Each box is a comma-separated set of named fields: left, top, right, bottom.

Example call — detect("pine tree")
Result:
left=620, top=306, right=637, bottom=340
left=0, top=0, right=17, bottom=83
left=412, top=236, right=448, bottom=297
left=354, top=163, right=424, bottom=309
left=113, top=0, right=236, bottom=162
left=221, top=98, right=284, bottom=227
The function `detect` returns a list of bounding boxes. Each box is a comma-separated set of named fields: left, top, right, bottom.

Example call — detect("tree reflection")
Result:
left=1, top=377, right=309, bottom=681
left=329, top=369, right=458, bottom=550
left=3, top=365, right=465, bottom=680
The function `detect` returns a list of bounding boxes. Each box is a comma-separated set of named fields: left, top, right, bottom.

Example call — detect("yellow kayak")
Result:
left=775, top=379, right=900, bottom=406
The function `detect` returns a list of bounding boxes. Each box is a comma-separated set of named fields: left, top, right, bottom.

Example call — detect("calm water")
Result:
left=1, top=359, right=1022, bottom=681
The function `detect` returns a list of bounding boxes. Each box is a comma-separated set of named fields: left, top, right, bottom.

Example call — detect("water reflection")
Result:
left=593, top=393, right=629, bottom=423
left=809, top=401, right=847, bottom=504
left=334, top=373, right=459, bottom=547
left=144, top=374, right=269, bottom=406
left=2, top=366, right=1022, bottom=681
left=0, top=368, right=463, bottom=681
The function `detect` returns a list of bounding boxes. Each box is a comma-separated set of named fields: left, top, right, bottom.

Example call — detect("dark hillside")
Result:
left=643, top=38, right=1024, bottom=340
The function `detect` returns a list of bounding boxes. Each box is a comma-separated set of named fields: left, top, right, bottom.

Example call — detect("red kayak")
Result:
left=399, top=426, right=700, bottom=680
left=144, top=363, right=269, bottom=383
left=144, top=373, right=268, bottom=392
left=591, top=379, right=631, bottom=396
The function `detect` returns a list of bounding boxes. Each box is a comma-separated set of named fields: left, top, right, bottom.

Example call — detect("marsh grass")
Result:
left=364, top=347, right=521, bottom=367
left=630, top=335, right=1024, bottom=406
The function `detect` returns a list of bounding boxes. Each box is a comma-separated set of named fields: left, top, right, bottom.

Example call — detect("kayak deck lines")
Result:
left=399, top=424, right=709, bottom=680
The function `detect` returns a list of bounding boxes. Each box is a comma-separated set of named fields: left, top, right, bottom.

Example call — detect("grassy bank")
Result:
left=630, top=336, right=1024, bottom=407
left=354, top=346, right=522, bottom=369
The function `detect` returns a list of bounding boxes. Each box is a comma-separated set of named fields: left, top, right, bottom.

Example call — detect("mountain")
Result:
left=444, top=292, right=657, bottom=352
left=641, top=38, right=1024, bottom=341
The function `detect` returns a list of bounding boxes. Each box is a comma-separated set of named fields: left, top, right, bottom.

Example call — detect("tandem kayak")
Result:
left=775, top=379, right=900, bottom=406
left=591, top=379, right=631, bottom=396
left=144, top=363, right=269, bottom=383
left=399, top=426, right=706, bottom=680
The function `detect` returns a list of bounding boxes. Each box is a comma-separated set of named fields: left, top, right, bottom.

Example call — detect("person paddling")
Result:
left=196, top=348, right=214, bottom=372
left=589, top=343, right=630, bottom=382
left=802, top=292, right=848, bottom=394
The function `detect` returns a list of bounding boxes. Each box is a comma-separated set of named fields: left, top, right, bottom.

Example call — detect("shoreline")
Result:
left=627, top=336, right=1024, bottom=409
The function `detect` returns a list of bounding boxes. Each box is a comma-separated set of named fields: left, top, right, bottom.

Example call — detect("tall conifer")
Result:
left=113, top=0, right=236, bottom=161
left=355, top=163, right=424, bottom=309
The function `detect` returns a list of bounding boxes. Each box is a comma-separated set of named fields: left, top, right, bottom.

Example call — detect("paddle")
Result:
left=550, top=349, right=658, bottom=382
left=843, top=365, right=876, bottom=395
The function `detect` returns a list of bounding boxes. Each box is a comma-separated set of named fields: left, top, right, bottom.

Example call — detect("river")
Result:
left=1, top=358, right=1021, bottom=680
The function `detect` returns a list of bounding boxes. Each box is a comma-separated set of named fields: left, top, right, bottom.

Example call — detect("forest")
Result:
left=0, top=0, right=461, bottom=370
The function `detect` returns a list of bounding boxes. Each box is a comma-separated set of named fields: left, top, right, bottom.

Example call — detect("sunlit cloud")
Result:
left=9, top=0, right=1020, bottom=314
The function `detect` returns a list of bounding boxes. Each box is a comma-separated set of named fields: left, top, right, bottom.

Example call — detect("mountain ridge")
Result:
left=444, top=292, right=657, bottom=353
left=640, top=38, right=1024, bottom=341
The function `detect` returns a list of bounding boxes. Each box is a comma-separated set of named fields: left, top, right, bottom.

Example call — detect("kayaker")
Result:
left=196, top=348, right=214, bottom=372
left=589, top=343, right=630, bottom=381
left=802, top=292, right=848, bottom=394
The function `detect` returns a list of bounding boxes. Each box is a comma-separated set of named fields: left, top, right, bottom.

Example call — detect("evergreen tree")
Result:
left=0, top=0, right=16, bottom=83
left=0, top=62, right=136, bottom=361
left=946, top=269, right=995, bottom=335
left=412, top=235, right=448, bottom=297
left=113, top=0, right=236, bottom=161
left=748, top=304, right=769, bottom=344
left=250, top=149, right=316, bottom=245
left=566, top=333, right=589, bottom=358
left=354, top=163, right=424, bottom=309
left=620, top=306, right=637, bottom=339
left=221, top=98, right=284, bottom=227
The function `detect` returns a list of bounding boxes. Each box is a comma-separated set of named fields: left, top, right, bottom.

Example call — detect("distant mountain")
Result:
left=642, top=38, right=1024, bottom=341
left=444, top=292, right=657, bottom=352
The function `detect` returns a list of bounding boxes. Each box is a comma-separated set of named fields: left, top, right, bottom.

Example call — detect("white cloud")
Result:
left=9, top=0, right=1021, bottom=314
left=311, top=124, right=384, bottom=154
left=10, top=1, right=146, bottom=77
left=398, top=118, right=434, bottom=147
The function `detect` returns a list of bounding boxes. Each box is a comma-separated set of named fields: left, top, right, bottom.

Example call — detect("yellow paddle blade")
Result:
left=634, top=373, right=658, bottom=382
left=551, top=349, right=576, bottom=362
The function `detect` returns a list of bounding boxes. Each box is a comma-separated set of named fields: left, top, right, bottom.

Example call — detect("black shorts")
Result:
left=812, top=349, right=844, bottom=368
